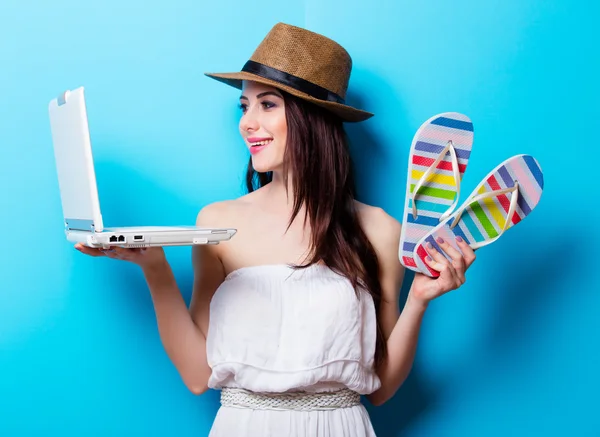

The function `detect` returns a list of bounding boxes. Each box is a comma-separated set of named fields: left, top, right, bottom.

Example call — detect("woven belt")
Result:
left=220, top=387, right=361, bottom=411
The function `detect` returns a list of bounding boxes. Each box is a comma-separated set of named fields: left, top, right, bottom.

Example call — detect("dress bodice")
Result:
left=206, top=263, right=381, bottom=395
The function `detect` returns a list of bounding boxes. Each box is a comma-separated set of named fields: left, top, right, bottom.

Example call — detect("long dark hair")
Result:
left=245, top=90, right=387, bottom=366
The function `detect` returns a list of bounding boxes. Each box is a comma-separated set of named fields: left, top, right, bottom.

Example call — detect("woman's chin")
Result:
left=252, top=164, right=270, bottom=173
left=252, top=158, right=282, bottom=174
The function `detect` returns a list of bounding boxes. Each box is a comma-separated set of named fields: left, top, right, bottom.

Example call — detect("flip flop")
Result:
left=399, top=112, right=474, bottom=273
left=413, top=154, right=544, bottom=277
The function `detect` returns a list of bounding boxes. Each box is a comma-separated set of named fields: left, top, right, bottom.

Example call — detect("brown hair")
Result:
left=245, top=90, right=387, bottom=366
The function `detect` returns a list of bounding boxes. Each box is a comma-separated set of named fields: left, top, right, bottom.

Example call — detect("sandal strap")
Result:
left=450, top=182, right=520, bottom=249
left=412, top=140, right=461, bottom=221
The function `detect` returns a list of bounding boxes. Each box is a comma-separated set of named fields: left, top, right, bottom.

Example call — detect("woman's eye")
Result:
left=238, top=101, right=276, bottom=112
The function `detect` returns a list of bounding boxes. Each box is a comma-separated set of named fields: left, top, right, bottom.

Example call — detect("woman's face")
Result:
left=239, top=80, right=287, bottom=173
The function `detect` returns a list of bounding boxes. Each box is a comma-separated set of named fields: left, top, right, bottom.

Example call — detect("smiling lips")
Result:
left=247, top=137, right=273, bottom=155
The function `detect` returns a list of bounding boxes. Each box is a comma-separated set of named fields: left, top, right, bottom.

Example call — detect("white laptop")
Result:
left=48, top=86, right=236, bottom=249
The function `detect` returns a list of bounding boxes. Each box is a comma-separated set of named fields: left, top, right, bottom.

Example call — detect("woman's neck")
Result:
left=266, top=170, right=295, bottom=206
left=261, top=170, right=309, bottom=229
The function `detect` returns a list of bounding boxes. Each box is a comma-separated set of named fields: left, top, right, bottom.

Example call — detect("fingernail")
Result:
left=436, top=237, right=444, bottom=244
left=426, top=256, right=433, bottom=262
left=426, top=242, right=433, bottom=249
left=456, top=236, right=463, bottom=242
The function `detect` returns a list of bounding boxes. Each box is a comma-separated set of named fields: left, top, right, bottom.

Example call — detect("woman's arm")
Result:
left=361, top=207, right=474, bottom=406
left=143, top=238, right=223, bottom=394
left=76, top=204, right=226, bottom=395
left=367, top=284, right=428, bottom=406
left=147, top=204, right=226, bottom=394
left=362, top=210, right=423, bottom=406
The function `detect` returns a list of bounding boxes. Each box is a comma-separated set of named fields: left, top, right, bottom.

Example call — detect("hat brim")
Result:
left=204, top=71, right=374, bottom=123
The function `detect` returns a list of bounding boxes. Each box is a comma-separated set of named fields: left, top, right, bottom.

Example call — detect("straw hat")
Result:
left=204, top=22, right=373, bottom=122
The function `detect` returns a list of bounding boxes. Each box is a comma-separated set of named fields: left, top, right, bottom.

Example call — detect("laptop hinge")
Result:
left=65, top=218, right=96, bottom=232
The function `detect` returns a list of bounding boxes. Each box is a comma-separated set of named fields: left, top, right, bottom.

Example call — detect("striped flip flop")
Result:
left=413, top=154, right=544, bottom=277
left=399, top=112, right=474, bottom=273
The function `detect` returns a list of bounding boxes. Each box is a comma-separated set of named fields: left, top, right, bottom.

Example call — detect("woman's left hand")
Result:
left=410, top=236, right=476, bottom=305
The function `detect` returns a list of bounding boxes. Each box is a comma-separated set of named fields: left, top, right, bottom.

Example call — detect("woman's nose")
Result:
left=241, top=109, right=260, bottom=132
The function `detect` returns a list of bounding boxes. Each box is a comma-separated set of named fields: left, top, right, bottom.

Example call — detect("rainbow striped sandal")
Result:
left=413, top=154, right=544, bottom=277
left=399, top=112, right=474, bottom=273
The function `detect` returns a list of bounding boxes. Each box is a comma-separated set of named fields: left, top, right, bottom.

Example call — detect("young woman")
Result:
left=75, top=23, right=475, bottom=436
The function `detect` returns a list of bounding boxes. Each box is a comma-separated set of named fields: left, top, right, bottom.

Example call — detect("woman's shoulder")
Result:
left=354, top=200, right=401, bottom=234
left=354, top=200, right=402, bottom=254
left=195, top=194, right=256, bottom=227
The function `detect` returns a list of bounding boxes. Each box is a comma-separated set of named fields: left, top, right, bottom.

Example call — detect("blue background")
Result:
left=1, top=0, right=598, bottom=435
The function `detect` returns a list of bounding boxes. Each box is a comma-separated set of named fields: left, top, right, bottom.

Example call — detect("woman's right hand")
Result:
left=74, top=243, right=167, bottom=270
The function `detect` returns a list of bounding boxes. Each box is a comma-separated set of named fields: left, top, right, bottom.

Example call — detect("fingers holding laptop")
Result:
left=74, top=243, right=107, bottom=257
left=75, top=243, right=165, bottom=268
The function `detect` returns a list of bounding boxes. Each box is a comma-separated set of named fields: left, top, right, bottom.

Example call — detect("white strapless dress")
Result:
left=206, top=264, right=381, bottom=436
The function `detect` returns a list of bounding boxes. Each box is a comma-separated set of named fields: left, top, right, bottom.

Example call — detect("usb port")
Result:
left=134, top=235, right=144, bottom=241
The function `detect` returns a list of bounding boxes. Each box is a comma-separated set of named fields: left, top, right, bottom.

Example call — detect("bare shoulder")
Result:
left=195, top=195, right=254, bottom=227
left=354, top=200, right=402, bottom=248
left=188, top=197, right=249, bottom=292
